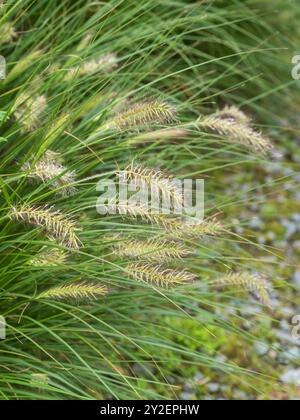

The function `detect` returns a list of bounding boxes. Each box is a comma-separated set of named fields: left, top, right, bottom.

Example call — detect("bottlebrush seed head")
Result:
left=216, top=105, right=252, bottom=126
left=103, top=201, right=175, bottom=227
left=120, top=163, right=183, bottom=208
left=10, top=205, right=81, bottom=250
left=14, top=94, right=47, bottom=132
left=164, top=218, right=224, bottom=240
left=197, top=115, right=273, bottom=154
left=127, top=127, right=188, bottom=145
left=22, top=150, right=77, bottom=196
left=213, top=271, right=272, bottom=307
left=104, top=98, right=177, bottom=131
left=0, top=22, right=17, bottom=44
left=36, top=282, right=108, bottom=301
left=113, top=238, right=192, bottom=262
left=28, top=247, right=68, bottom=267
left=127, top=263, right=196, bottom=288
left=65, top=53, right=118, bottom=80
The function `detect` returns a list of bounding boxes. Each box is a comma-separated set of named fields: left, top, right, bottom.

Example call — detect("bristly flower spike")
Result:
left=113, top=238, right=192, bottom=262
left=212, top=271, right=272, bottom=307
left=22, top=150, right=77, bottom=196
left=120, top=163, right=183, bottom=208
left=127, top=263, right=196, bottom=288
left=197, top=114, right=273, bottom=154
left=103, top=98, right=177, bottom=131
left=100, top=200, right=174, bottom=228
left=0, top=22, right=17, bottom=44
left=36, top=282, right=108, bottom=301
left=215, top=105, right=252, bottom=126
left=164, top=218, right=225, bottom=240
left=10, top=205, right=81, bottom=250
left=28, top=247, right=68, bottom=267
left=14, top=94, right=47, bottom=132
left=65, top=53, right=118, bottom=80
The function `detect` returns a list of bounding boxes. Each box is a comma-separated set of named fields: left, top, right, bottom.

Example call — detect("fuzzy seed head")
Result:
left=22, top=150, right=77, bottom=196
left=0, top=22, right=17, bottom=44
left=37, top=282, right=108, bottom=301
left=127, top=263, right=196, bottom=288
left=216, top=105, right=251, bottom=126
left=44, top=114, right=70, bottom=143
left=165, top=218, right=224, bottom=240
left=197, top=115, right=273, bottom=154
left=10, top=205, right=81, bottom=250
left=65, top=53, right=118, bottom=80
left=121, top=163, right=183, bottom=209
left=113, top=238, right=191, bottom=262
left=105, top=98, right=177, bottom=131
left=213, top=271, right=272, bottom=307
left=6, top=50, right=43, bottom=83
left=128, top=128, right=188, bottom=145
left=14, top=94, right=47, bottom=132
left=103, top=200, right=174, bottom=227
left=30, top=373, right=49, bottom=387
left=28, top=248, right=67, bottom=267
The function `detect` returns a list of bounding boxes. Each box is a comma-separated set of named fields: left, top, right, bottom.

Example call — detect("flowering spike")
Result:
left=127, top=263, right=196, bottom=288
left=37, top=282, right=108, bottom=301
left=10, top=205, right=81, bottom=250
left=213, top=272, right=272, bottom=307
left=104, top=98, right=177, bottom=131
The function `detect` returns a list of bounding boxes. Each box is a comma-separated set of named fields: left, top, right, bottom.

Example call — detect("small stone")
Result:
left=193, top=372, right=205, bottom=382
left=292, top=214, right=300, bottom=223
left=269, top=350, right=278, bottom=359
left=216, top=355, right=227, bottom=363
left=249, top=217, right=264, bottom=230
left=183, top=382, right=193, bottom=392
left=293, top=241, right=300, bottom=250
left=281, top=369, right=300, bottom=386
left=281, top=347, right=300, bottom=362
left=180, top=392, right=195, bottom=400
left=266, top=231, right=276, bottom=242
left=270, top=150, right=284, bottom=161
left=280, top=306, right=296, bottom=317
left=282, top=221, right=298, bottom=239
left=280, top=319, right=291, bottom=332
left=234, top=390, right=248, bottom=399
left=207, top=383, right=220, bottom=393
left=254, top=342, right=269, bottom=356
left=276, top=330, right=300, bottom=346
left=236, top=227, right=244, bottom=234
left=293, top=270, right=300, bottom=287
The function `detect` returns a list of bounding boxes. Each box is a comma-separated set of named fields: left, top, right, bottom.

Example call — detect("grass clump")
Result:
left=0, top=0, right=298, bottom=401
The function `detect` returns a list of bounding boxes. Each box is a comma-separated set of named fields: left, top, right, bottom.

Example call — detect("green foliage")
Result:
left=0, top=0, right=298, bottom=400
